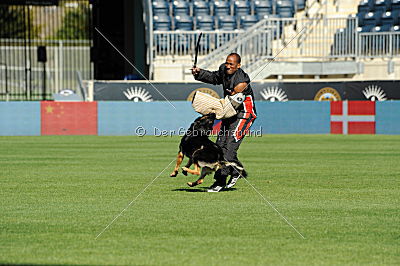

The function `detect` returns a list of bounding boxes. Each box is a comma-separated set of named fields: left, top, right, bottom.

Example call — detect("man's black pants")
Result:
left=213, top=114, right=252, bottom=186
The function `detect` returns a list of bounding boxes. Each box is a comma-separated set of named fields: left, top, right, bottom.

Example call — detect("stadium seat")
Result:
left=218, top=15, right=237, bottom=30
left=277, top=0, right=294, bottom=18
left=240, top=14, right=259, bottom=29
left=375, top=24, right=392, bottom=31
left=373, top=0, right=389, bottom=13
left=358, top=25, right=375, bottom=32
left=193, top=0, right=211, bottom=16
left=254, top=0, right=273, bottom=16
left=358, top=0, right=374, bottom=13
left=153, top=14, right=172, bottom=31
left=393, top=0, right=400, bottom=11
left=374, top=10, right=384, bottom=25
left=357, top=11, right=367, bottom=26
left=214, top=1, right=231, bottom=16
left=173, top=0, right=190, bottom=16
left=381, top=11, right=394, bottom=26
left=371, top=25, right=382, bottom=31
left=234, top=1, right=251, bottom=17
left=175, top=14, right=193, bottom=30
left=294, top=0, right=306, bottom=11
left=363, top=12, right=378, bottom=26
left=196, top=15, right=215, bottom=30
left=392, top=25, right=400, bottom=31
left=392, top=9, right=400, bottom=24
left=152, top=0, right=170, bottom=16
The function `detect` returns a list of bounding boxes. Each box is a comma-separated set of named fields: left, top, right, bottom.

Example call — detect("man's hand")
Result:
left=191, top=67, right=200, bottom=76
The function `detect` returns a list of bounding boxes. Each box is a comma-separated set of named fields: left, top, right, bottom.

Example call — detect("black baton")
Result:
left=193, top=32, right=203, bottom=68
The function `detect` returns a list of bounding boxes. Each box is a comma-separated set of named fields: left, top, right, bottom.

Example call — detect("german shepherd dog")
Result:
left=170, top=113, right=247, bottom=187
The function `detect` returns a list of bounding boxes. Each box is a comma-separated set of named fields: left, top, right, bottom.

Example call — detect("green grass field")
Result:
left=1, top=135, right=399, bottom=265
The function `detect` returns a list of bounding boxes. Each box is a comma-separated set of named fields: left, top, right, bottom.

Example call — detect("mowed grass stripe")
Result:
left=0, top=135, right=399, bottom=265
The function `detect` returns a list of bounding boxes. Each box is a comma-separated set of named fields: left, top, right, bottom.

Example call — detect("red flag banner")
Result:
left=331, top=101, right=375, bottom=134
left=41, top=102, right=98, bottom=135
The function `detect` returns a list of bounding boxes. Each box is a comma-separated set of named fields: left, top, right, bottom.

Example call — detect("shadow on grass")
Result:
left=172, top=188, right=205, bottom=192
left=172, top=187, right=237, bottom=192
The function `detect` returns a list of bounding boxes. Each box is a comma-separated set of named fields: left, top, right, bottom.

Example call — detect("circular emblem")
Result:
left=260, top=86, right=288, bottom=102
left=314, top=87, right=341, bottom=101
left=187, top=88, right=220, bottom=101
left=362, top=85, right=387, bottom=101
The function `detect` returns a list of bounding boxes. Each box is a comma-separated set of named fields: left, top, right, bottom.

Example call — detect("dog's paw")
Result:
left=170, top=171, right=178, bottom=177
left=181, top=167, right=189, bottom=176
left=187, top=181, right=196, bottom=187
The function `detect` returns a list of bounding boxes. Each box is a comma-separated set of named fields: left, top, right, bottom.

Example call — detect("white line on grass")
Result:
left=94, top=27, right=176, bottom=110
left=95, top=159, right=175, bottom=239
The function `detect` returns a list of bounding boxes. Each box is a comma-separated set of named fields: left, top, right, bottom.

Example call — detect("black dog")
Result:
left=170, top=113, right=247, bottom=187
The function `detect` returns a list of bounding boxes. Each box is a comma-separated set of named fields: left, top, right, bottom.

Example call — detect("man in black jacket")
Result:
left=192, top=53, right=257, bottom=192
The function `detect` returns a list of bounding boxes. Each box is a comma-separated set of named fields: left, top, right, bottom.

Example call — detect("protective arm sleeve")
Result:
left=194, top=65, right=223, bottom=85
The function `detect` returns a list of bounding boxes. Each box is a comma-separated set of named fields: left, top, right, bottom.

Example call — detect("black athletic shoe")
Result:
left=226, top=176, right=239, bottom=188
left=207, top=181, right=224, bottom=192
left=207, top=185, right=224, bottom=192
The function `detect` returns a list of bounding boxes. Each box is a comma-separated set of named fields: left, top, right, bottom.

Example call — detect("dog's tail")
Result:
left=222, top=162, right=248, bottom=178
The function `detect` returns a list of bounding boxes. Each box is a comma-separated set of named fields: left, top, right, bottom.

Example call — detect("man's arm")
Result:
left=230, top=82, right=247, bottom=95
left=192, top=66, right=223, bottom=85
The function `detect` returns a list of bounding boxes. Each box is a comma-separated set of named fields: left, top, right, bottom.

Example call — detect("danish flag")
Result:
left=330, top=101, right=375, bottom=134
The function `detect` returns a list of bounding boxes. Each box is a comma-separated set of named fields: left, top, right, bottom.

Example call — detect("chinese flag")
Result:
left=41, top=102, right=97, bottom=135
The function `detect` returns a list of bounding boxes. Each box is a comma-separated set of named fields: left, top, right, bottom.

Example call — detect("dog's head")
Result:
left=190, top=113, right=216, bottom=136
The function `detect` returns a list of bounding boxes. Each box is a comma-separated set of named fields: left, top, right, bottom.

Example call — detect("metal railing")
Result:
left=150, top=15, right=400, bottom=74
left=153, top=30, right=242, bottom=63
left=151, top=17, right=355, bottom=67
left=0, top=39, right=92, bottom=101
left=0, top=63, right=9, bottom=101
left=359, top=32, right=400, bottom=58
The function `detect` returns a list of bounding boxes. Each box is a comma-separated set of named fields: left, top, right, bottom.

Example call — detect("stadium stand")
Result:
left=331, top=0, right=400, bottom=57
left=148, top=0, right=400, bottom=81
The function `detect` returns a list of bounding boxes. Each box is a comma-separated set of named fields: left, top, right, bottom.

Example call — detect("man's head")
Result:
left=225, top=53, right=241, bottom=75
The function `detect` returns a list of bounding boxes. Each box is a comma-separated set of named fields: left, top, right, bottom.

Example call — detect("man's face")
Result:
left=225, top=55, right=240, bottom=75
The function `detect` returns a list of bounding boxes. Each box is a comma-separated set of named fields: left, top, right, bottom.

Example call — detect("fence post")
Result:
left=87, top=80, right=94, bottom=102
left=60, top=40, right=64, bottom=91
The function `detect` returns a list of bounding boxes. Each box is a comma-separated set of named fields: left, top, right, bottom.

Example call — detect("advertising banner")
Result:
left=94, top=81, right=400, bottom=101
